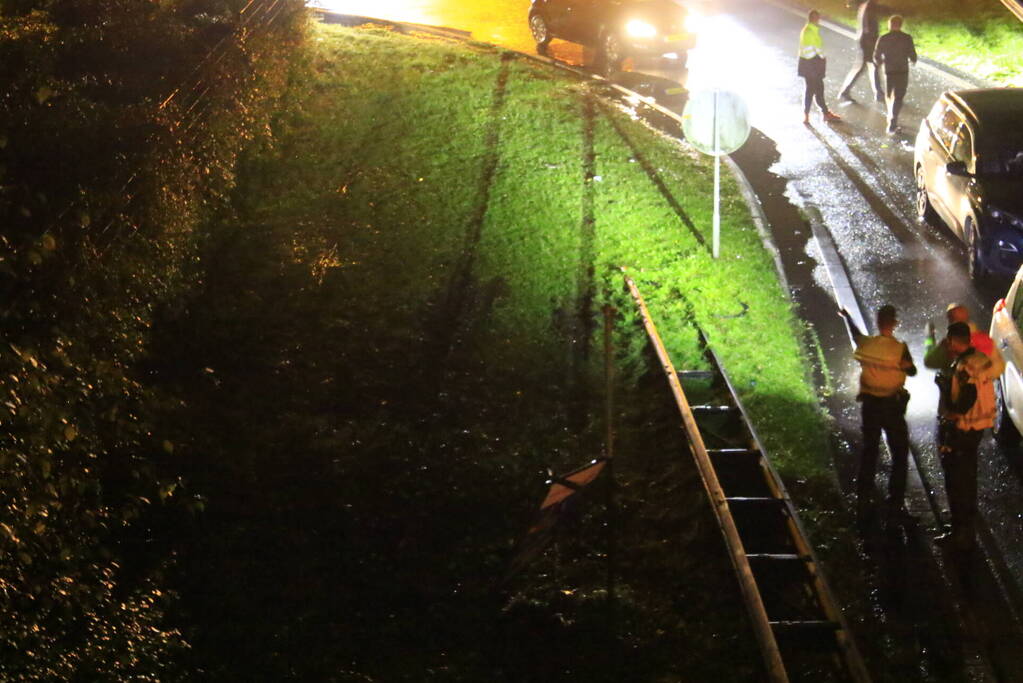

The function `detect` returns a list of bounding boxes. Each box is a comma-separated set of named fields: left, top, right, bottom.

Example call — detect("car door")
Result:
left=540, top=0, right=576, bottom=38
left=925, top=105, right=964, bottom=234
left=560, top=0, right=608, bottom=45
left=946, top=121, right=975, bottom=238
left=999, top=276, right=1023, bottom=431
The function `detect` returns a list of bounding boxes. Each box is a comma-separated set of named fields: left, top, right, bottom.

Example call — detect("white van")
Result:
left=990, top=264, right=1023, bottom=444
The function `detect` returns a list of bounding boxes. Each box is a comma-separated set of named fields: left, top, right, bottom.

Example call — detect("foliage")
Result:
left=810, top=0, right=1023, bottom=85
left=0, top=0, right=307, bottom=676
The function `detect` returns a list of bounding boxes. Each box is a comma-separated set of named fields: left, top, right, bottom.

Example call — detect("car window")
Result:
left=951, top=124, right=973, bottom=165
left=936, top=107, right=961, bottom=153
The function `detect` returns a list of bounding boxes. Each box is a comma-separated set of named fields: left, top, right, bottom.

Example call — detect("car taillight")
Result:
left=994, top=298, right=1007, bottom=314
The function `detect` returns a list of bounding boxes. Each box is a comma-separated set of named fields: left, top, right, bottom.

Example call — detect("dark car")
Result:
left=914, top=88, right=1023, bottom=280
left=528, top=0, right=698, bottom=71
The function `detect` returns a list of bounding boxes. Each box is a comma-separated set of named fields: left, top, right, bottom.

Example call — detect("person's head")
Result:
left=808, top=9, right=820, bottom=24
left=946, top=303, right=970, bottom=325
left=947, top=321, right=972, bottom=354
left=877, top=304, right=898, bottom=332
left=889, top=15, right=904, bottom=31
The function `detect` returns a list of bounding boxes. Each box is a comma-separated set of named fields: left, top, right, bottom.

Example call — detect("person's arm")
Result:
left=839, top=308, right=864, bottom=343
left=988, top=344, right=1007, bottom=379
left=923, top=336, right=950, bottom=370
left=872, top=38, right=884, bottom=65
left=901, top=343, right=917, bottom=377
left=948, top=369, right=978, bottom=414
left=909, top=35, right=917, bottom=65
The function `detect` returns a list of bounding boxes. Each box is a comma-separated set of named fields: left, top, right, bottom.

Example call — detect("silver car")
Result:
left=989, top=264, right=1023, bottom=445
left=914, top=89, right=1023, bottom=281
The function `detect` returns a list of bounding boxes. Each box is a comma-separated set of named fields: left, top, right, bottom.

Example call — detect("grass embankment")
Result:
left=814, top=0, right=1023, bottom=85
left=154, top=21, right=862, bottom=680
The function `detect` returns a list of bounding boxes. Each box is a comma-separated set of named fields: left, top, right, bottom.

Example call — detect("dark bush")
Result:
left=0, top=0, right=306, bottom=677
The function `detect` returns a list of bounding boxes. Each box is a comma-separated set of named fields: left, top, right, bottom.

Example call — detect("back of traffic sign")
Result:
left=682, top=89, right=750, bottom=156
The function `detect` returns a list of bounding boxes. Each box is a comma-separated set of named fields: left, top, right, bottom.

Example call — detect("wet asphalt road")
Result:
left=315, top=0, right=1023, bottom=677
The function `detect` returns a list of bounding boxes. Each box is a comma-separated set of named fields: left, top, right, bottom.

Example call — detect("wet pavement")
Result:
left=313, top=0, right=1023, bottom=678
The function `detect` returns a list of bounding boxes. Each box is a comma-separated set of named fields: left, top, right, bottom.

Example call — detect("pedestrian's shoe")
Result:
left=824, top=110, right=842, bottom=122
left=803, top=113, right=810, bottom=125
left=875, top=92, right=885, bottom=103
left=839, top=90, right=855, bottom=103
left=887, top=123, right=900, bottom=135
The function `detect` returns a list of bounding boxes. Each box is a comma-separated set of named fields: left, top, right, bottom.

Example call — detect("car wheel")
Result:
left=529, top=12, right=551, bottom=52
left=601, top=32, right=624, bottom=73
left=915, top=166, right=937, bottom=225
left=966, top=217, right=988, bottom=281
left=995, top=379, right=1021, bottom=447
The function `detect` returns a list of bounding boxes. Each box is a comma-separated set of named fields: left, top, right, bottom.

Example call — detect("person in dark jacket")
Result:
left=873, top=15, right=918, bottom=134
left=838, top=0, right=889, bottom=103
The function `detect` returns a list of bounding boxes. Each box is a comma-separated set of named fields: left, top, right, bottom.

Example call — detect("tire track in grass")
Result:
left=427, top=52, right=512, bottom=364
left=565, top=90, right=599, bottom=433
left=597, top=101, right=708, bottom=251
left=577, top=92, right=598, bottom=360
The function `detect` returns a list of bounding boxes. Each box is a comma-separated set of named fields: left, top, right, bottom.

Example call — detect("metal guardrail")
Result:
left=625, top=273, right=871, bottom=683
left=999, top=0, right=1023, bottom=23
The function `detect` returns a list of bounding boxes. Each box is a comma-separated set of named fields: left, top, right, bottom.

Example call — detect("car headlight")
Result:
left=625, top=19, right=657, bottom=39
left=989, top=205, right=1023, bottom=229
left=684, top=8, right=704, bottom=33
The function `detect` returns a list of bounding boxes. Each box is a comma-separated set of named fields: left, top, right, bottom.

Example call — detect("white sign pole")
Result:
left=712, top=90, right=720, bottom=259
left=680, top=89, right=749, bottom=261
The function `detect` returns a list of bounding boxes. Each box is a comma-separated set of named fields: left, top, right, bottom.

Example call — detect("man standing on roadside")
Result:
left=839, top=0, right=889, bottom=103
left=873, top=15, right=918, bottom=134
left=934, top=322, right=996, bottom=563
left=841, top=305, right=916, bottom=522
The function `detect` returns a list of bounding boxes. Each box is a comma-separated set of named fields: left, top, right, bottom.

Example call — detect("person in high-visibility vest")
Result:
left=841, top=305, right=915, bottom=525
left=797, top=9, right=842, bottom=124
left=934, top=322, right=996, bottom=568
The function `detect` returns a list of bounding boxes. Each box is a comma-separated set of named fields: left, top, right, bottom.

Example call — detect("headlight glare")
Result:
left=684, top=9, right=704, bottom=33
left=625, top=19, right=657, bottom=38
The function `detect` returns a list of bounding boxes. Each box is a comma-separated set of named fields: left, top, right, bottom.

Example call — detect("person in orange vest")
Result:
left=840, top=304, right=915, bottom=522
left=934, top=322, right=996, bottom=563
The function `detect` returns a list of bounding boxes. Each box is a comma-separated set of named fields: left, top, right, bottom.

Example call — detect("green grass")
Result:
left=153, top=21, right=883, bottom=680
left=813, top=0, right=1023, bottom=85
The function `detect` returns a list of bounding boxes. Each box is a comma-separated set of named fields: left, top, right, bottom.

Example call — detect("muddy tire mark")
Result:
left=577, top=92, right=598, bottom=361
left=597, top=100, right=707, bottom=250
left=425, top=53, right=512, bottom=366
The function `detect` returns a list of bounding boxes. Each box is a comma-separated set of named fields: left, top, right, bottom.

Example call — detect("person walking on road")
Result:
left=838, top=0, right=889, bottom=103
left=841, top=305, right=916, bottom=522
left=873, top=15, right=917, bottom=134
left=933, top=322, right=996, bottom=563
left=798, top=9, right=842, bottom=125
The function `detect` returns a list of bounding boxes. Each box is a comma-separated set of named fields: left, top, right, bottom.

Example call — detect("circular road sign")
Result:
left=681, top=90, right=750, bottom=157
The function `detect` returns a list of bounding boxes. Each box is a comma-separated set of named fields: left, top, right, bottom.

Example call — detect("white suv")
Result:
left=990, top=265, right=1023, bottom=444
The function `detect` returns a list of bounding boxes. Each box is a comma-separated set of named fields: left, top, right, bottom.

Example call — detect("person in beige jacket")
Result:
left=841, top=304, right=916, bottom=522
